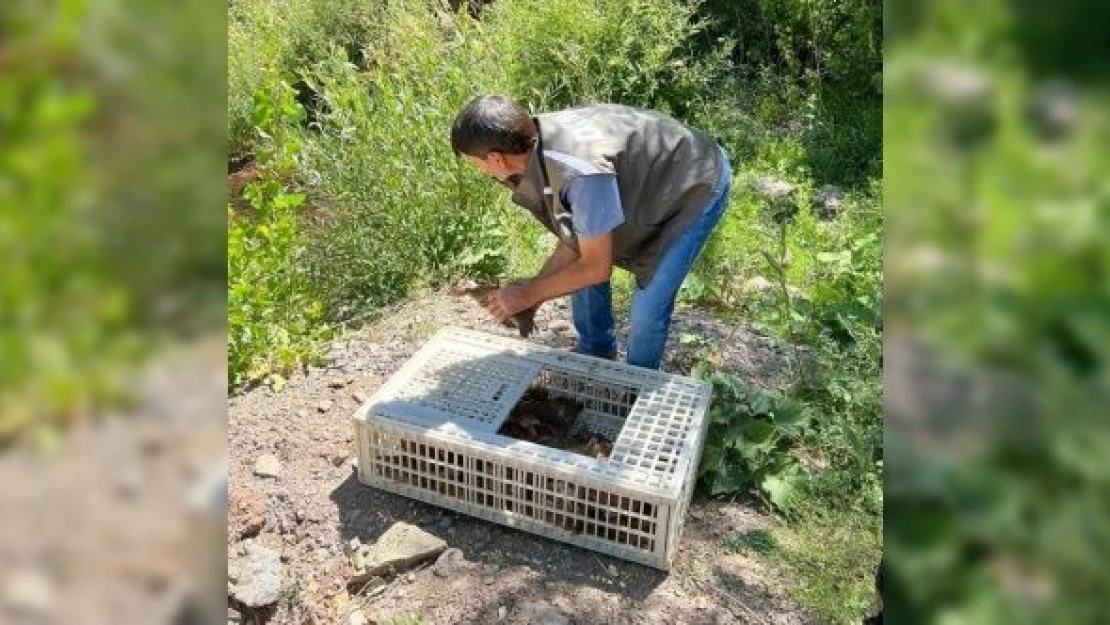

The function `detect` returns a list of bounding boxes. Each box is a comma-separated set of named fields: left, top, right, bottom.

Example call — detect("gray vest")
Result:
left=509, top=104, right=723, bottom=287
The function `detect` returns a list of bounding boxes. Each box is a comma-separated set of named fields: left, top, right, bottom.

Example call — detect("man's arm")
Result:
left=488, top=174, right=623, bottom=321
left=534, top=240, right=580, bottom=280
left=486, top=235, right=612, bottom=320
left=527, top=235, right=612, bottom=302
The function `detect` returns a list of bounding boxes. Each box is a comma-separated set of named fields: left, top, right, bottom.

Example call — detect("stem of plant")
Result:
left=777, top=217, right=801, bottom=382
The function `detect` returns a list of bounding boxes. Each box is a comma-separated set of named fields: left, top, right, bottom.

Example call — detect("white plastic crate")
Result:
left=353, top=326, right=712, bottom=569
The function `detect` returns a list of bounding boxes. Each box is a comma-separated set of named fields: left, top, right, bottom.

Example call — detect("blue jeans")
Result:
left=572, top=149, right=732, bottom=369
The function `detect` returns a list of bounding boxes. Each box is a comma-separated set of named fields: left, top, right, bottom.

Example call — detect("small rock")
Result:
left=2, top=568, right=56, bottom=617
left=346, top=609, right=370, bottom=625
left=331, top=451, right=348, bottom=467
left=296, top=410, right=309, bottom=419
left=498, top=606, right=508, bottom=621
left=328, top=377, right=350, bottom=389
left=352, top=391, right=368, bottom=404
left=432, top=548, right=470, bottom=578
left=228, top=487, right=267, bottom=538
left=253, top=454, right=282, bottom=479
left=229, top=545, right=282, bottom=608
left=517, top=600, right=571, bottom=625
left=405, top=573, right=416, bottom=583
left=345, top=537, right=362, bottom=556
left=317, top=400, right=334, bottom=413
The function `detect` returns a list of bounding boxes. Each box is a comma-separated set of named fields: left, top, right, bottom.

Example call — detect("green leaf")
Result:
left=742, top=420, right=776, bottom=445
left=699, top=443, right=724, bottom=476
left=749, top=393, right=772, bottom=415
left=760, top=250, right=784, bottom=274
left=815, top=250, right=851, bottom=265
left=761, top=466, right=802, bottom=511
left=770, top=398, right=807, bottom=428
left=709, top=405, right=731, bottom=426
left=690, top=360, right=712, bottom=380
left=710, top=463, right=750, bottom=496
left=724, top=421, right=749, bottom=449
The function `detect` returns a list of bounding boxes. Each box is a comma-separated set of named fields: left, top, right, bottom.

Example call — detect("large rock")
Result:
left=229, top=545, right=282, bottom=608
left=352, top=522, right=447, bottom=581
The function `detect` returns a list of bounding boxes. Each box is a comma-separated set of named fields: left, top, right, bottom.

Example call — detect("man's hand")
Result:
left=486, top=282, right=535, bottom=322
left=448, top=279, right=538, bottom=337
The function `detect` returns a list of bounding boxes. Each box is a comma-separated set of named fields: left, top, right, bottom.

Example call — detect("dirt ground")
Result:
left=227, top=289, right=813, bottom=624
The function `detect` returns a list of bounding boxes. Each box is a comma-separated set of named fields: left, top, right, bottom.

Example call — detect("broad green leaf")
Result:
left=743, top=420, right=776, bottom=444
left=761, top=466, right=802, bottom=511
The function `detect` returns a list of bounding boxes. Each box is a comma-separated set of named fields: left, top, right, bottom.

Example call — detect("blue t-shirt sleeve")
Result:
left=561, top=175, right=625, bottom=238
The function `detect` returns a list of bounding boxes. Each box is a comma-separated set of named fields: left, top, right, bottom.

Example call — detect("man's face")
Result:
left=464, top=151, right=515, bottom=182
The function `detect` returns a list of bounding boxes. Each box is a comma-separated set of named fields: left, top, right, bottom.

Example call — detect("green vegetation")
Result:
left=2, top=0, right=224, bottom=446
left=884, top=1, right=1110, bottom=622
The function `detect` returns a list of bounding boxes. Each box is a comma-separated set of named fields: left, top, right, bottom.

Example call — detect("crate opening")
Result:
left=495, top=366, right=640, bottom=460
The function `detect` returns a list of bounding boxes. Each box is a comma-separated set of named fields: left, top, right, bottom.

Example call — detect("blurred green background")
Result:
left=0, top=0, right=226, bottom=446
left=884, top=0, right=1110, bottom=622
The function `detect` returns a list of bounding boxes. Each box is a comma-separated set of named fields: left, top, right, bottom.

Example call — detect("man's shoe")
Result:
left=570, top=347, right=618, bottom=361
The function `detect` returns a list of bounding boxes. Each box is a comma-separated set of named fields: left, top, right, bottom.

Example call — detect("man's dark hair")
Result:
left=450, top=95, right=537, bottom=157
